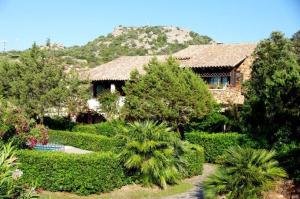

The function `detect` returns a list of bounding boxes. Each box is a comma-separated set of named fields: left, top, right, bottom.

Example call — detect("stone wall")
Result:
left=237, top=56, right=254, bottom=81
left=210, top=86, right=244, bottom=105
left=210, top=56, right=253, bottom=105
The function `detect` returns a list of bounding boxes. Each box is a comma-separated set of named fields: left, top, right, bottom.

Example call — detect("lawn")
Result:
left=39, top=182, right=193, bottom=199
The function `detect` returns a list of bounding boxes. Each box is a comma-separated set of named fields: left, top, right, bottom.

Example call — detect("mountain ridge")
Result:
left=0, top=25, right=213, bottom=69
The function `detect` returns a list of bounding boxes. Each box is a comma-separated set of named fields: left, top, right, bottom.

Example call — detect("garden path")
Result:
left=162, top=164, right=216, bottom=199
left=63, top=146, right=92, bottom=154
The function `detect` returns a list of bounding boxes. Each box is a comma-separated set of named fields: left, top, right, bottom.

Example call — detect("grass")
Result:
left=39, top=182, right=193, bottom=199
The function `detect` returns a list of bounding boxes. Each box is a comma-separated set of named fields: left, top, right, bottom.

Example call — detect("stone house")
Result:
left=87, top=43, right=256, bottom=108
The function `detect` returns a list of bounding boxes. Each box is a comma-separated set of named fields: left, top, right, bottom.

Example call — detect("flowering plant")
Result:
left=0, top=98, right=48, bottom=148
left=0, top=143, right=39, bottom=198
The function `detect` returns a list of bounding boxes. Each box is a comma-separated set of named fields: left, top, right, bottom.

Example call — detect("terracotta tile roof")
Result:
left=88, top=55, right=166, bottom=81
left=173, top=43, right=257, bottom=68
left=88, top=43, right=257, bottom=81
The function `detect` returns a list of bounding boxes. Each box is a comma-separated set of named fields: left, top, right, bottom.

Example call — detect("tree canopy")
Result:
left=243, top=32, right=300, bottom=145
left=0, top=43, right=90, bottom=122
left=291, top=30, right=300, bottom=65
left=123, top=57, right=216, bottom=136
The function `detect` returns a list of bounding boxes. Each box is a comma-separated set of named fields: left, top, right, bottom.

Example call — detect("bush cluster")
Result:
left=72, top=120, right=124, bottom=137
left=0, top=99, right=49, bottom=148
left=276, top=145, right=300, bottom=183
left=183, top=143, right=205, bottom=177
left=186, top=132, right=254, bottom=162
left=48, top=130, right=125, bottom=152
left=17, top=150, right=127, bottom=195
left=44, top=116, right=75, bottom=130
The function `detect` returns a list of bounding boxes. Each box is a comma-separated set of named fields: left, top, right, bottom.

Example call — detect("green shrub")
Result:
left=1, top=142, right=18, bottom=198
left=44, top=116, right=75, bottom=130
left=183, top=143, right=205, bottom=177
left=49, top=130, right=125, bottom=152
left=203, top=146, right=286, bottom=199
left=184, top=112, right=229, bottom=133
left=119, top=121, right=185, bottom=189
left=72, top=120, right=125, bottom=137
left=186, top=132, right=254, bottom=162
left=17, top=150, right=127, bottom=195
left=276, top=144, right=300, bottom=183
left=72, top=124, right=98, bottom=134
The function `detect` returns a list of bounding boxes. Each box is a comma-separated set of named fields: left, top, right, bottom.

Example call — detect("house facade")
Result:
left=87, top=43, right=256, bottom=107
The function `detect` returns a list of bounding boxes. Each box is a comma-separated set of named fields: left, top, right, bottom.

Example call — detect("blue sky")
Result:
left=0, top=0, right=299, bottom=51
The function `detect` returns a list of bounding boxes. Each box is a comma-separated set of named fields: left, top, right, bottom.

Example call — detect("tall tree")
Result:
left=0, top=43, right=90, bottom=122
left=64, top=70, right=90, bottom=119
left=9, top=43, right=64, bottom=122
left=123, top=57, right=215, bottom=137
left=243, top=32, right=300, bottom=145
left=291, top=30, right=300, bottom=65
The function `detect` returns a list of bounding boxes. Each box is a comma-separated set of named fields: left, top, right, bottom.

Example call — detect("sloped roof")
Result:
left=88, top=43, right=256, bottom=81
left=89, top=55, right=166, bottom=81
left=173, top=43, right=257, bottom=68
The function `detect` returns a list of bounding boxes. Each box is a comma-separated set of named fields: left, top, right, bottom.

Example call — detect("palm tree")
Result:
left=203, top=146, right=286, bottom=199
left=118, top=121, right=185, bottom=189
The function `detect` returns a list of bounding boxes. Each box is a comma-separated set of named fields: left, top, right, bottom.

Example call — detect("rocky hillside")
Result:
left=0, top=26, right=213, bottom=68
left=57, top=26, right=213, bottom=68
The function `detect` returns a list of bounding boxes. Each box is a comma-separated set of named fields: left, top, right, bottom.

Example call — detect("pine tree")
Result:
left=243, top=32, right=300, bottom=145
left=123, top=57, right=215, bottom=137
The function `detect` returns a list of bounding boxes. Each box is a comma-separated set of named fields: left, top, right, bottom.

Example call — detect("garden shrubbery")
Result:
left=0, top=98, right=49, bottom=148
left=17, top=150, right=127, bottom=195
left=276, top=145, right=300, bottom=183
left=183, top=143, right=205, bottom=177
left=203, top=146, right=286, bottom=199
left=44, top=116, right=75, bottom=130
left=72, top=120, right=124, bottom=137
left=49, top=130, right=125, bottom=152
left=186, top=132, right=254, bottom=162
left=118, top=121, right=186, bottom=189
left=72, top=124, right=98, bottom=134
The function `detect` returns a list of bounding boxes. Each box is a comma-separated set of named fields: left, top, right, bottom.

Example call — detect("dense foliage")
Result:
left=118, top=121, right=186, bottom=189
left=276, top=144, right=300, bottom=182
left=98, top=91, right=121, bottom=121
left=204, top=146, right=286, bottom=199
left=48, top=130, right=124, bottom=152
left=291, top=30, right=300, bottom=65
left=183, top=143, right=205, bottom=177
left=0, top=143, right=37, bottom=198
left=243, top=32, right=300, bottom=146
left=72, top=120, right=125, bottom=137
left=43, top=116, right=76, bottom=130
left=0, top=143, right=19, bottom=198
left=17, top=150, right=127, bottom=195
left=123, top=57, right=215, bottom=136
left=0, top=99, right=48, bottom=148
left=185, top=132, right=254, bottom=162
left=184, top=112, right=229, bottom=132
left=56, top=26, right=212, bottom=67
left=0, top=44, right=90, bottom=122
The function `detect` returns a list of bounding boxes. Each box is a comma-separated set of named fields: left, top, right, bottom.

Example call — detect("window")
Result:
left=205, top=76, right=230, bottom=89
left=95, top=84, right=110, bottom=97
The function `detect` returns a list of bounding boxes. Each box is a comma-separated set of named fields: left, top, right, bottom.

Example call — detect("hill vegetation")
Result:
left=0, top=26, right=213, bottom=68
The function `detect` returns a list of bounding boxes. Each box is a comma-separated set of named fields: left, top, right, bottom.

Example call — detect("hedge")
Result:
left=186, top=132, right=253, bottom=162
left=72, top=121, right=124, bottom=137
left=48, top=130, right=125, bottom=152
left=44, top=116, right=75, bottom=130
left=184, top=143, right=205, bottom=177
left=72, top=124, right=98, bottom=134
left=17, top=150, right=127, bottom=195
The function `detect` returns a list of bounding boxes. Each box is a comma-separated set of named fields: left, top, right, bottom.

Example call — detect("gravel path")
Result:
left=163, top=164, right=216, bottom=199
